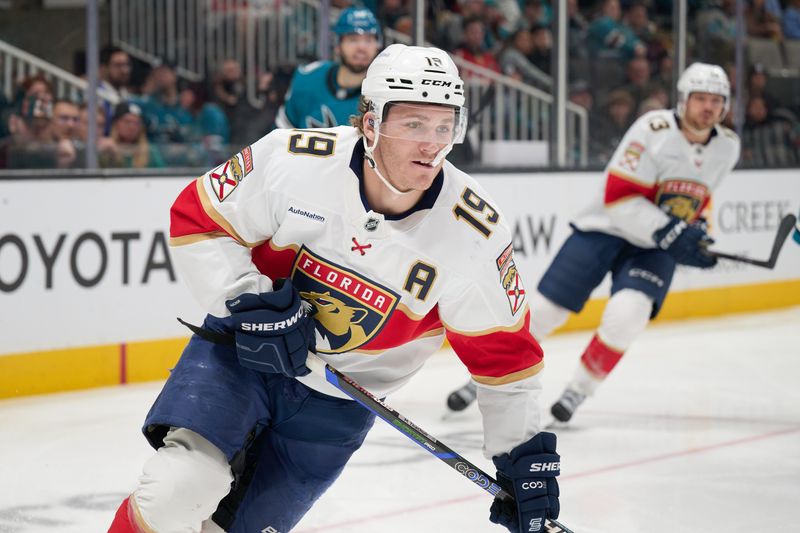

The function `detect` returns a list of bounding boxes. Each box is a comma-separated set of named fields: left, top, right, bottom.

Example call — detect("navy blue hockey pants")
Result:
left=143, top=318, right=376, bottom=532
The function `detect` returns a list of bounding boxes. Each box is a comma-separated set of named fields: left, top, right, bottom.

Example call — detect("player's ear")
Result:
left=363, top=112, right=377, bottom=142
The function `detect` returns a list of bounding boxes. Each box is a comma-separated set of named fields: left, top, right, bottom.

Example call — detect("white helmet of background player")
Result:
left=360, top=44, right=467, bottom=192
left=677, top=62, right=731, bottom=121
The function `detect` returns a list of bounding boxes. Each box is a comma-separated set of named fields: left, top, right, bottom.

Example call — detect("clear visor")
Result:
left=378, top=103, right=468, bottom=145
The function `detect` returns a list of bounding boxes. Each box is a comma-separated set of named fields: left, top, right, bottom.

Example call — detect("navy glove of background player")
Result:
left=490, top=432, right=560, bottom=533
left=224, top=278, right=316, bottom=376
left=653, top=216, right=717, bottom=268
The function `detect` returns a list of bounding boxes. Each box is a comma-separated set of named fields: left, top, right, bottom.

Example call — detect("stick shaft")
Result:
left=306, top=354, right=574, bottom=533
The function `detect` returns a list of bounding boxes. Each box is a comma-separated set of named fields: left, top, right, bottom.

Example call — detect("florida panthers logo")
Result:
left=299, top=291, right=370, bottom=352
left=208, top=146, right=253, bottom=201
left=292, top=247, right=399, bottom=354
left=655, top=179, right=708, bottom=222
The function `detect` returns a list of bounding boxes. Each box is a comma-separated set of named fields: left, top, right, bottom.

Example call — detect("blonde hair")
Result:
left=349, top=96, right=371, bottom=135
left=107, top=123, right=152, bottom=168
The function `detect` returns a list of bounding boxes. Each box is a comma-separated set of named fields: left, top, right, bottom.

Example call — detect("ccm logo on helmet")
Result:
left=529, top=461, right=560, bottom=473
left=421, top=79, right=452, bottom=87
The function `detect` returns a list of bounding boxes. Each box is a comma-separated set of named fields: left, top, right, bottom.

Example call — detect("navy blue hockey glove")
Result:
left=224, top=278, right=316, bottom=376
left=490, top=432, right=560, bottom=533
left=653, top=216, right=717, bottom=269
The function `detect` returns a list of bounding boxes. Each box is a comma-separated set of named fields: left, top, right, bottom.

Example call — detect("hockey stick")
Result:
left=177, top=319, right=573, bottom=531
left=306, top=353, right=574, bottom=533
left=707, top=213, right=796, bottom=269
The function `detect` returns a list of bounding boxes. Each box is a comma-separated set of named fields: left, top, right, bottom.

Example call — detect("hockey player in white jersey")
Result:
left=447, top=62, right=741, bottom=423
left=109, top=44, right=561, bottom=533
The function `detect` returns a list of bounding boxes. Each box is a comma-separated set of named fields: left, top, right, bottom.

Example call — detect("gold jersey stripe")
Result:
left=195, top=177, right=265, bottom=248
left=441, top=304, right=529, bottom=336
left=472, top=361, right=544, bottom=385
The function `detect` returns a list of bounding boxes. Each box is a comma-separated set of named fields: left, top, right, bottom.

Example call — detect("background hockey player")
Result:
left=275, top=6, right=381, bottom=129
left=108, top=44, right=561, bottom=533
left=447, top=63, right=741, bottom=424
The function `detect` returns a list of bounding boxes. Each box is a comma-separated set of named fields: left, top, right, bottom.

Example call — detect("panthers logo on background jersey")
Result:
left=655, top=179, right=709, bottom=222
left=208, top=146, right=253, bottom=201
left=292, top=247, right=399, bottom=353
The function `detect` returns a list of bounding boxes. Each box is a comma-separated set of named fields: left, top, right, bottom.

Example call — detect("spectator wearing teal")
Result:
left=136, top=63, right=193, bottom=145
left=587, top=0, right=645, bottom=61
left=179, top=82, right=230, bottom=167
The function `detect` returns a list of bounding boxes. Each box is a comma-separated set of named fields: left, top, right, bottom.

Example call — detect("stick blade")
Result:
left=766, top=213, right=797, bottom=268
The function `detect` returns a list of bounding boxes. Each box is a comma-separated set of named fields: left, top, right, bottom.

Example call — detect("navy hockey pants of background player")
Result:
left=532, top=226, right=677, bottom=403
left=110, top=318, right=375, bottom=533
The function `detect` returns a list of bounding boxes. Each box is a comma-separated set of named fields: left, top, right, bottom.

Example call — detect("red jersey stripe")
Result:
left=446, top=309, right=544, bottom=382
left=170, top=178, right=225, bottom=239
left=604, top=171, right=658, bottom=205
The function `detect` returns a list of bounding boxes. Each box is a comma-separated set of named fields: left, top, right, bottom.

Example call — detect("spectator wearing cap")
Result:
left=100, top=102, right=165, bottom=169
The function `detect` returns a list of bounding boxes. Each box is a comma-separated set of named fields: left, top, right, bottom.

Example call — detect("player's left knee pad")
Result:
left=133, top=427, right=234, bottom=533
left=597, top=288, right=653, bottom=350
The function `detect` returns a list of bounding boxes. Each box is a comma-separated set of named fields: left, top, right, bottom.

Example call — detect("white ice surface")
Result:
left=1, top=307, right=799, bottom=533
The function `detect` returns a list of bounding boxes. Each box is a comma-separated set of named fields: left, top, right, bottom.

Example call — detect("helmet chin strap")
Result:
left=362, top=132, right=453, bottom=196
left=362, top=135, right=413, bottom=196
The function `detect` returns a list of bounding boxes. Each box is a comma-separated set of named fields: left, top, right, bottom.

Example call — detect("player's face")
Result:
left=369, top=104, right=455, bottom=192
left=339, top=34, right=380, bottom=74
left=684, top=92, right=726, bottom=130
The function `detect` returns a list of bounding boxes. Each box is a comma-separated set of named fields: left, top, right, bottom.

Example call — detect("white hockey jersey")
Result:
left=574, top=109, right=741, bottom=247
left=169, top=126, right=543, bottom=457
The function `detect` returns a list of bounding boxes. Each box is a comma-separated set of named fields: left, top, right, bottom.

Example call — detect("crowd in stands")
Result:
left=1, top=0, right=800, bottom=170
left=0, top=46, right=291, bottom=170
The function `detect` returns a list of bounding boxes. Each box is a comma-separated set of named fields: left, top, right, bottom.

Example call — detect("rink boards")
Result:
left=1, top=169, right=798, bottom=397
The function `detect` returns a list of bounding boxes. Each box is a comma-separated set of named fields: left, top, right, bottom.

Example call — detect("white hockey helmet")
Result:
left=677, top=62, right=731, bottom=121
left=360, top=44, right=467, bottom=185
left=362, top=43, right=466, bottom=118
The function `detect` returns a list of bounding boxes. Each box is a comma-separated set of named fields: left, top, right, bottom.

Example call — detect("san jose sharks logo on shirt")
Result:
left=291, top=246, right=399, bottom=354
left=655, top=179, right=708, bottom=222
